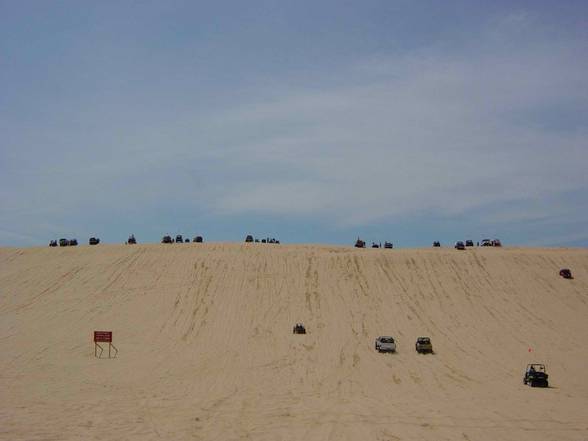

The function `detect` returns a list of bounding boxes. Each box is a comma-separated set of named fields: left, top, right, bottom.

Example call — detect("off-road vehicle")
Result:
left=559, top=268, right=573, bottom=279
left=415, top=337, right=433, bottom=354
left=384, top=242, right=393, bottom=249
left=162, top=235, right=173, bottom=244
left=455, top=241, right=465, bottom=250
left=89, top=237, right=100, bottom=245
left=355, top=238, right=366, bottom=248
left=127, top=235, right=137, bottom=244
left=465, top=240, right=474, bottom=247
left=433, top=241, right=441, bottom=247
left=375, top=336, right=396, bottom=353
left=293, top=323, right=306, bottom=334
left=194, top=236, right=203, bottom=243
left=523, top=364, right=549, bottom=387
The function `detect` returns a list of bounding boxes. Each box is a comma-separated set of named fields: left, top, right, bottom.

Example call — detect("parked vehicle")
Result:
left=481, top=239, right=492, bottom=247
left=69, top=239, right=78, bottom=246
left=127, top=235, right=137, bottom=244
left=415, top=337, right=433, bottom=354
left=49, top=240, right=58, bottom=247
left=384, top=242, right=393, bottom=249
left=559, top=268, right=573, bottom=279
left=355, top=238, right=366, bottom=248
left=162, top=235, right=173, bottom=244
left=245, top=235, right=254, bottom=243
left=455, top=241, right=466, bottom=250
left=433, top=241, right=441, bottom=247
left=175, top=235, right=183, bottom=243
left=465, top=240, right=474, bottom=247
left=523, top=364, right=549, bottom=387
left=492, top=239, right=502, bottom=247
left=194, top=236, right=203, bottom=243
left=89, top=237, right=100, bottom=245
left=375, top=336, right=396, bottom=353
left=59, top=238, right=69, bottom=247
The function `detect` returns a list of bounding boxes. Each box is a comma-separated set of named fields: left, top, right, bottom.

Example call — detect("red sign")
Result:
left=94, top=331, right=112, bottom=343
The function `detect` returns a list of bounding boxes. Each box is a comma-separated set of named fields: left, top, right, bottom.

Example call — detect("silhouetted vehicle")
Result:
left=481, top=239, right=492, bottom=247
left=162, top=235, right=173, bottom=244
left=384, top=242, right=393, bottom=249
left=175, top=235, right=183, bottom=243
left=293, top=323, right=306, bottom=334
left=194, top=236, right=203, bottom=243
left=455, top=241, right=465, bottom=250
left=372, top=242, right=380, bottom=248
left=245, top=235, right=254, bottom=243
left=49, top=240, right=58, bottom=247
left=254, top=239, right=259, bottom=243
left=433, top=241, right=441, bottom=247
left=523, top=364, right=549, bottom=387
left=261, top=239, right=267, bottom=243
left=127, top=235, right=136, bottom=244
left=465, top=240, right=474, bottom=247
left=59, top=238, right=69, bottom=247
left=415, top=337, right=433, bottom=354
left=89, top=237, right=100, bottom=245
left=69, top=239, right=78, bottom=246
left=355, top=238, right=366, bottom=248
left=559, top=268, right=573, bottom=279
left=492, top=239, right=502, bottom=247
left=375, top=336, right=396, bottom=353
left=276, top=240, right=280, bottom=244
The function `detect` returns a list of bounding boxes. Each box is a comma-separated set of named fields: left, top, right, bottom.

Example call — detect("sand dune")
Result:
left=1, top=243, right=587, bottom=440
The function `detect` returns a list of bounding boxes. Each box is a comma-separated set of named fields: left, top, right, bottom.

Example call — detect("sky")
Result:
left=1, top=0, right=587, bottom=247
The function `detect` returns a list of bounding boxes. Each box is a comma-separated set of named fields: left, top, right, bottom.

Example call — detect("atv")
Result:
left=523, top=364, right=549, bottom=387
left=293, top=323, right=306, bottom=334
left=415, top=337, right=433, bottom=354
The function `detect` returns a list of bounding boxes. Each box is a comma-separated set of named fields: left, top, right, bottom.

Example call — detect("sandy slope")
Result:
left=1, top=243, right=587, bottom=441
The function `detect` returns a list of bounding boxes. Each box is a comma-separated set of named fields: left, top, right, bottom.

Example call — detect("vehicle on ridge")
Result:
left=481, top=239, right=492, bottom=247
left=355, top=238, right=366, bottom=248
left=465, top=240, right=474, bottom=247
left=49, top=240, right=58, bottom=247
left=455, top=241, right=465, bottom=250
left=245, top=235, right=254, bottom=243
left=162, top=235, right=173, bottom=244
left=194, top=236, right=203, bottom=243
left=384, top=242, right=393, bottom=249
left=89, top=237, right=100, bottom=245
left=127, top=235, right=137, bottom=244
left=433, top=241, right=441, bottom=247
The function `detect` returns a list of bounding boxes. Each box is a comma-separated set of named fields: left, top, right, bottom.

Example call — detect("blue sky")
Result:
left=1, top=1, right=587, bottom=247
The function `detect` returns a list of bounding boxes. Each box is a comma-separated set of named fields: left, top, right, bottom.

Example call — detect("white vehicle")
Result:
left=375, top=336, right=396, bottom=353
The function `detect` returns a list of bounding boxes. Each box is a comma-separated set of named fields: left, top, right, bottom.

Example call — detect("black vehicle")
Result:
left=194, top=236, right=203, bottom=243
left=89, top=237, right=100, bottom=245
left=59, top=238, right=69, bottom=247
left=433, top=241, right=441, bottom=247
left=175, top=235, right=183, bottom=243
left=245, top=235, right=254, bottom=243
left=523, top=364, right=549, bottom=387
left=559, top=268, right=573, bottom=279
left=293, top=323, right=306, bottom=334
left=481, top=239, right=492, bottom=247
left=69, top=239, right=78, bottom=246
left=455, top=241, right=465, bottom=250
left=384, top=241, right=393, bottom=249
left=355, top=238, right=366, bottom=248
left=465, top=240, right=474, bottom=247
left=415, top=337, right=433, bottom=354
left=372, top=242, right=380, bottom=248
left=49, top=240, right=58, bottom=247
left=127, top=235, right=137, bottom=244
left=162, top=235, right=173, bottom=244
left=254, top=239, right=259, bottom=243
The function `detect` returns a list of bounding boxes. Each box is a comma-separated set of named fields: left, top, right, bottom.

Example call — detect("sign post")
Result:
left=93, top=331, right=118, bottom=358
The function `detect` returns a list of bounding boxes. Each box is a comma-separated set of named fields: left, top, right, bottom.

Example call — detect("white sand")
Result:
left=1, top=243, right=587, bottom=440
